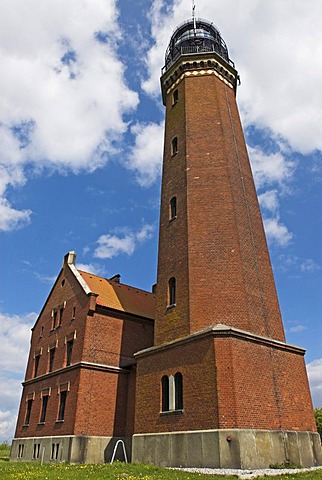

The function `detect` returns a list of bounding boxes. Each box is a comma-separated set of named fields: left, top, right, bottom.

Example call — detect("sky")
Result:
left=1, top=0, right=322, bottom=442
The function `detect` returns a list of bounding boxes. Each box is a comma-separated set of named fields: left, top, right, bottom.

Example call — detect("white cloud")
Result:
left=94, top=224, right=155, bottom=259
left=76, top=262, right=106, bottom=276
left=127, top=122, right=164, bottom=187
left=0, top=199, right=32, bottom=232
left=258, top=189, right=279, bottom=213
left=248, top=147, right=295, bottom=191
left=289, top=324, right=307, bottom=334
left=307, top=358, right=322, bottom=407
left=300, top=259, right=321, bottom=273
left=0, top=0, right=139, bottom=231
left=0, top=312, right=36, bottom=442
left=263, top=217, right=293, bottom=246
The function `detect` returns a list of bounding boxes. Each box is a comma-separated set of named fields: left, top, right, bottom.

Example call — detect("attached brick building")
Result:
left=11, top=16, right=322, bottom=468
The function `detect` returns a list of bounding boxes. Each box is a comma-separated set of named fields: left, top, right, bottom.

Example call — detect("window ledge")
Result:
left=55, top=420, right=64, bottom=423
left=160, top=409, right=184, bottom=416
left=171, top=152, right=178, bottom=158
left=166, top=303, right=176, bottom=311
left=169, top=216, right=177, bottom=223
left=37, top=422, right=45, bottom=425
left=22, top=423, right=29, bottom=427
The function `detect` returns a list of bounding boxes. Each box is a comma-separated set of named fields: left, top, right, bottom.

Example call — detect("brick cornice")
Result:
left=134, top=324, right=306, bottom=359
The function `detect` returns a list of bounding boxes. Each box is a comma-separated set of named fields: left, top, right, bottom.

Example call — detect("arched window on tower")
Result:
left=172, top=89, right=178, bottom=106
left=168, top=277, right=176, bottom=306
left=169, top=196, right=177, bottom=220
left=171, top=136, right=178, bottom=156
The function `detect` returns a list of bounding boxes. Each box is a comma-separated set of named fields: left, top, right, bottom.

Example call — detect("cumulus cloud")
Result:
left=263, top=217, right=293, bottom=247
left=127, top=122, right=164, bottom=187
left=76, top=263, right=107, bottom=276
left=307, top=358, right=322, bottom=407
left=0, top=0, right=139, bottom=232
left=289, top=324, right=307, bottom=334
left=248, top=147, right=295, bottom=191
left=94, top=224, right=155, bottom=259
left=0, top=312, right=36, bottom=442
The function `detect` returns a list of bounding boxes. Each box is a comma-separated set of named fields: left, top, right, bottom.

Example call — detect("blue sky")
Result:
left=1, top=0, right=322, bottom=441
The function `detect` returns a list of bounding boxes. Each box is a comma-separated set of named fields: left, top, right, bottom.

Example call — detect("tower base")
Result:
left=132, top=429, right=322, bottom=469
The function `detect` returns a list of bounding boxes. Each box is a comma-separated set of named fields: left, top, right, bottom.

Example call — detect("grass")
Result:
left=0, top=445, right=322, bottom=480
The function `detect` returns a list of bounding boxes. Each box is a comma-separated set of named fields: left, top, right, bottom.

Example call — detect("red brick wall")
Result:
left=135, top=336, right=219, bottom=434
left=215, top=336, right=316, bottom=431
left=155, top=66, right=285, bottom=345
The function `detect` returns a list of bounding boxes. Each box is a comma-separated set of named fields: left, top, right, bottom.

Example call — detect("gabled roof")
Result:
left=78, top=270, right=156, bottom=320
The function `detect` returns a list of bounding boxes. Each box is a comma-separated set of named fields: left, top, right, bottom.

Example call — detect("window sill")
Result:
left=171, top=152, right=178, bottom=158
left=22, top=423, right=29, bottom=427
left=37, top=422, right=45, bottom=425
left=169, top=216, right=177, bottom=223
left=55, top=420, right=64, bottom=423
left=166, top=303, right=176, bottom=311
left=160, top=409, right=184, bottom=416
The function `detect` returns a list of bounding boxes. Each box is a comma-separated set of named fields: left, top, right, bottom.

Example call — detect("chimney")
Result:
left=109, top=274, right=121, bottom=283
left=63, top=251, right=76, bottom=267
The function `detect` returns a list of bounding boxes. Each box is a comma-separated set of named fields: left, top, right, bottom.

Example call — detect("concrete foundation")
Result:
left=10, top=435, right=131, bottom=464
left=132, top=429, right=322, bottom=469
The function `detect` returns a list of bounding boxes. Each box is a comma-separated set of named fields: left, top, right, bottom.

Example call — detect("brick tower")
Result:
left=133, top=18, right=322, bottom=468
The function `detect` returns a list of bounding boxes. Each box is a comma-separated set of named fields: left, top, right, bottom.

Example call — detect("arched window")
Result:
left=161, top=376, right=169, bottom=412
left=174, top=372, right=183, bottom=410
left=170, top=197, right=177, bottom=220
left=172, top=89, right=178, bottom=105
left=171, top=136, right=178, bottom=156
left=161, top=372, right=184, bottom=412
left=168, top=277, right=176, bottom=306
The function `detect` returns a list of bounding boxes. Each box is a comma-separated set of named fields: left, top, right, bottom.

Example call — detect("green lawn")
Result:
left=1, top=450, right=322, bottom=480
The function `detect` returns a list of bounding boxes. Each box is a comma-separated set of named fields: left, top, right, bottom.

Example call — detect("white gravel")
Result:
left=172, top=466, right=322, bottom=478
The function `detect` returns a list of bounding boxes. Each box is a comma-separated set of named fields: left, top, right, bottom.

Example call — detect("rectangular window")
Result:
left=51, top=443, right=59, bottom=460
left=172, top=89, right=178, bottom=105
left=66, top=340, right=73, bottom=366
left=51, top=310, right=57, bottom=330
left=58, top=307, right=64, bottom=327
left=72, top=306, right=76, bottom=320
left=58, top=391, right=67, bottom=421
left=33, top=443, right=40, bottom=459
left=34, top=354, right=40, bottom=377
left=24, top=399, right=32, bottom=425
left=49, top=348, right=55, bottom=373
left=40, top=395, right=49, bottom=423
left=17, top=444, right=24, bottom=458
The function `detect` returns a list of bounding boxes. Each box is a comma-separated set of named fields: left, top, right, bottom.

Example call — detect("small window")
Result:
left=52, top=310, right=57, bottom=330
left=33, top=443, right=40, bottom=459
left=161, top=376, right=169, bottom=412
left=34, top=355, right=40, bottom=378
left=51, top=443, right=60, bottom=460
left=58, top=307, right=64, bottom=327
left=172, top=89, right=178, bottom=105
left=40, top=395, right=49, bottom=423
left=66, top=340, right=73, bottom=366
left=17, top=444, right=24, bottom=458
left=72, top=306, right=76, bottom=320
left=25, top=399, right=33, bottom=425
left=49, top=348, right=55, bottom=373
left=171, top=137, right=178, bottom=156
left=58, top=391, right=67, bottom=421
left=168, top=277, right=176, bottom=306
left=170, top=197, right=177, bottom=220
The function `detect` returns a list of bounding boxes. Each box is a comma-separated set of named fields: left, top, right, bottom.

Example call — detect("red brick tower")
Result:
left=133, top=18, right=322, bottom=469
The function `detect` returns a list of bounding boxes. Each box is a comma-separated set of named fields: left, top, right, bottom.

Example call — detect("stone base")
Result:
left=10, top=435, right=131, bottom=463
left=132, top=429, right=322, bottom=469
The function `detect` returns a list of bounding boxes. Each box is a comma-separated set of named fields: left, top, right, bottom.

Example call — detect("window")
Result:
left=161, top=376, right=169, bottom=412
left=25, top=399, right=33, bottom=425
left=40, top=395, right=49, bottom=423
left=168, top=277, right=176, bottom=306
left=171, top=136, right=178, bottom=156
left=58, top=391, right=67, bottom=421
left=161, top=372, right=183, bottom=412
left=51, top=443, right=60, bottom=460
left=34, top=355, right=40, bottom=378
left=170, top=197, right=177, bottom=220
left=58, top=307, right=64, bottom=327
left=17, top=444, right=24, bottom=458
left=49, top=348, right=55, bottom=373
left=72, top=306, right=76, bottom=320
left=174, top=372, right=183, bottom=410
left=172, top=89, right=178, bottom=105
left=33, top=443, right=40, bottom=459
left=66, top=340, right=73, bottom=366
left=52, top=310, right=57, bottom=330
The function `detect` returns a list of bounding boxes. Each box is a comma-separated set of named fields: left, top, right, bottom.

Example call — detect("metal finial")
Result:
left=192, top=0, right=197, bottom=34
